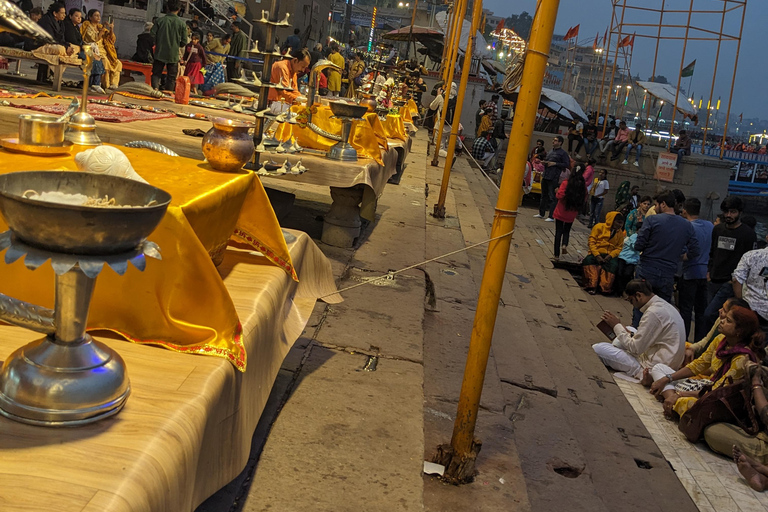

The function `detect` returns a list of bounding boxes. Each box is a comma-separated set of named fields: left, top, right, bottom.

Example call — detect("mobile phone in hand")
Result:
left=107, top=15, right=113, bottom=24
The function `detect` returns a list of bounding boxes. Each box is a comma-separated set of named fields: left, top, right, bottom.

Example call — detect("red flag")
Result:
left=495, top=19, right=504, bottom=32
left=593, top=32, right=599, bottom=50
left=602, top=28, right=607, bottom=46
left=739, top=113, right=743, bottom=122
left=563, top=26, right=574, bottom=40
left=629, top=32, right=636, bottom=49
left=617, top=35, right=632, bottom=48
left=571, top=24, right=580, bottom=40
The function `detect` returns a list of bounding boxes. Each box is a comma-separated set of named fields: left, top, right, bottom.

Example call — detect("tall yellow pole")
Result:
left=701, top=1, right=727, bottom=153
left=602, top=2, right=626, bottom=135
left=430, top=0, right=467, bottom=165
left=439, top=3, right=459, bottom=82
left=433, top=0, right=483, bottom=217
left=719, top=1, right=747, bottom=159
left=668, top=0, right=694, bottom=150
left=439, top=0, right=560, bottom=482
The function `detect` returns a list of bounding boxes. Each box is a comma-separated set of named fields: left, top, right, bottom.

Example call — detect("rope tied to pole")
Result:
left=494, top=207, right=518, bottom=218
left=317, top=229, right=515, bottom=300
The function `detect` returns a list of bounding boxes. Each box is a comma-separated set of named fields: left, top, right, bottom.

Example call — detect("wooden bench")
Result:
left=0, top=46, right=75, bottom=92
left=120, top=60, right=153, bottom=85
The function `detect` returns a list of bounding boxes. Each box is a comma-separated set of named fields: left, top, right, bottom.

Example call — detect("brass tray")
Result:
left=0, top=137, right=73, bottom=156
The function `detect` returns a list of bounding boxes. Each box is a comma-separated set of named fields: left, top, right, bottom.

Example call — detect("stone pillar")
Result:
left=322, top=185, right=364, bottom=247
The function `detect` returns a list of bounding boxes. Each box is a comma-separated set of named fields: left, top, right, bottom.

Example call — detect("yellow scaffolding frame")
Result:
left=596, top=0, right=747, bottom=158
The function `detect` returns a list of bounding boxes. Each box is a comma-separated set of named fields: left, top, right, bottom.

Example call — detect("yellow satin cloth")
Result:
left=365, top=113, right=390, bottom=150
left=381, top=114, right=407, bottom=141
left=275, top=104, right=384, bottom=164
left=406, top=99, right=419, bottom=117
left=0, top=146, right=295, bottom=372
left=400, top=105, right=414, bottom=123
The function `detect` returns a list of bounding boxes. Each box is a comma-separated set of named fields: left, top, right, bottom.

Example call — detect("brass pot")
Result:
left=359, top=97, right=377, bottom=113
left=18, top=114, right=66, bottom=146
left=202, top=117, right=255, bottom=172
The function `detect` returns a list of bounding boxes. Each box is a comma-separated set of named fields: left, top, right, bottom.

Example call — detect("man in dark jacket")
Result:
left=535, top=135, right=570, bottom=221
left=227, top=21, right=247, bottom=80
left=132, top=22, right=155, bottom=63
left=35, top=2, right=73, bottom=82
left=282, top=28, right=301, bottom=53
left=702, top=195, right=757, bottom=329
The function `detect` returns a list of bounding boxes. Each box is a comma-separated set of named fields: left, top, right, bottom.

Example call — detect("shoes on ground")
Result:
left=533, top=214, right=544, bottom=218
left=545, top=218, right=554, bottom=222
left=633, top=161, right=639, bottom=167
left=621, top=159, right=629, bottom=165
left=562, top=246, right=569, bottom=255
left=182, top=128, right=206, bottom=137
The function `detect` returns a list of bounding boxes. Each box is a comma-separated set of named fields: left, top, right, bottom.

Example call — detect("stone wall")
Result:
left=526, top=131, right=733, bottom=222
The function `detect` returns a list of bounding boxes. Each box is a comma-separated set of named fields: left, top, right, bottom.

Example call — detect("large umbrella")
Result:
left=636, top=80, right=697, bottom=117
left=506, top=86, right=588, bottom=121
left=382, top=25, right=443, bottom=42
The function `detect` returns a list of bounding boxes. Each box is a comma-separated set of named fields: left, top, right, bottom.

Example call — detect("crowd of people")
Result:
left=563, top=115, right=692, bottom=168
left=557, top=170, right=768, bottom=489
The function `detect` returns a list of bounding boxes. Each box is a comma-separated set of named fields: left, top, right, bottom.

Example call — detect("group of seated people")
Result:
left=592, top=280, right=768, bottom=491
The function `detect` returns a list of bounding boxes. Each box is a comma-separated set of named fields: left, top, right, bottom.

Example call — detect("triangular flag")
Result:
left=681, top=59, right=696, bottom=77
left=563, top=26, right=574, bottom=40
left=629, top=33, right=635, bottom=49
left=739, top=113, right=743, bottom=122
left=617, top=35, right=632, bottom=48
left=571, top=24, right=580, bottom=40
left=603, top=28, right=607, bottom=47
left=495, top=19, right=504, bottom=32
left=593, top=32, right=599, bottom=50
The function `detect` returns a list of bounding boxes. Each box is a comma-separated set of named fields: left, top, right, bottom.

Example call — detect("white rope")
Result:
left=319, top=229, right=515, bottom=299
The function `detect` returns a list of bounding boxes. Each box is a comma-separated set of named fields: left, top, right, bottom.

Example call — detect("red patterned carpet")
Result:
left=10, top=102, right=176, bottom=122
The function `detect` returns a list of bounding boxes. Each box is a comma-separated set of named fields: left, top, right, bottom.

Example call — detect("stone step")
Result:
left=453, top=159, right=698, bottom=512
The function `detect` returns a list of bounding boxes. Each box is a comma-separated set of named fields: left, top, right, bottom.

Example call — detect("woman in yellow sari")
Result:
left=81, top=9, right=123, bottom=89
left=649, top=306, right=765, bottom=419
left=346, top=52, right=365, bottom=98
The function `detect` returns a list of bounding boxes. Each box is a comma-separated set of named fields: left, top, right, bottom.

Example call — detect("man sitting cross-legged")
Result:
left=593, top=279, right=686, bottom=379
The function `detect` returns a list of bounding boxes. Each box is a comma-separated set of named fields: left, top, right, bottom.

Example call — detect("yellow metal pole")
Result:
left=441, top=0, right=560, bottom=482
left=602, top=2, right=625, bottom=135
left=439, top=2, right=459, bottom=81
left=668, top=0, right=694, bottom=150
left=719, top=1, right=747, bottom=159
left=433, top=0, right=483, bottom=217
left=701, top=0, right=727, bottom=153
left=430, top=0, right=467, bottom=165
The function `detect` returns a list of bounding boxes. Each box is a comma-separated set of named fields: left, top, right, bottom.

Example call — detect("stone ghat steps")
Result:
left=449, top=158, right=699, bottom=512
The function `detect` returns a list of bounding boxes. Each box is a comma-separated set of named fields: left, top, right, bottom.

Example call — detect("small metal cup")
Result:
left=18, top=114, right=66, bottom=146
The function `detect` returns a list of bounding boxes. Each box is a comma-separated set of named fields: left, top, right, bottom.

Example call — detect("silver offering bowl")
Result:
left=0, top=171, right=171, bottom=426
left=327, top=102, right=369, bottom=162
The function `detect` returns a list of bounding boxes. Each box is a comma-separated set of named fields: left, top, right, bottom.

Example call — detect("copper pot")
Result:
left=202, top=117, right=255, bottom=172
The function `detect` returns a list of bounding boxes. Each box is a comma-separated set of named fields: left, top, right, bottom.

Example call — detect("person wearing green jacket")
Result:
left=227, top=22, right=247, bottom=80
left=150, top=0, right=187, bottom=90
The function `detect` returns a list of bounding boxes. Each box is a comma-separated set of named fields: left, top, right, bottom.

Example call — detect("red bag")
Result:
left=175, top=76, right=190, bottom=105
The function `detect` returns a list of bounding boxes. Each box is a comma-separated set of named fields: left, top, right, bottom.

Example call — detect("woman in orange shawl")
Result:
left=81, top=9, right=123, bottom=89
left=582, top=210, right=625, bottom=294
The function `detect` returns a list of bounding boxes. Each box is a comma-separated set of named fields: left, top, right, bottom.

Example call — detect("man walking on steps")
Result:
left=534, top=135, right=570, bottom=222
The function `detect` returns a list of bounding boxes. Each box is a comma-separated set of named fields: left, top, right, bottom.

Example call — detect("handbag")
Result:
left=678, top=378, right=760, bottom=443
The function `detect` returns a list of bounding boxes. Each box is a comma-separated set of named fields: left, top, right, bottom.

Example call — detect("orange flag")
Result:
left=617, top=35, right=632, bottom=48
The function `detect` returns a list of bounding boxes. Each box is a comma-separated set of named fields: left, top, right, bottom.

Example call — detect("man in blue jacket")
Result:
left=633, top=190, right=700, bottom=325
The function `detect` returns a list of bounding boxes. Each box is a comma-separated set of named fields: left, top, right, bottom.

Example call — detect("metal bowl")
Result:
left=18, top=114, right=66, bottom=146
left=0, top=171, right=172, bottom=255
left=328, top=101, right=369, bottom=119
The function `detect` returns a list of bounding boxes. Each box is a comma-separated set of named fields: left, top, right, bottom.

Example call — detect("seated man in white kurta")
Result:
left=593, top=279, right=686, bottom=380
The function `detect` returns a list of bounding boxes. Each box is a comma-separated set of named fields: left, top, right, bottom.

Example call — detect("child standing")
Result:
left=183, top=33, right=207, bottom=94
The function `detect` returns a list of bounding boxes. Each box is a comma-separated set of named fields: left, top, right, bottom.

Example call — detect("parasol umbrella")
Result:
left=382, top=25, right=444, bottom=42
left=636, top=81, right=697, bottom=117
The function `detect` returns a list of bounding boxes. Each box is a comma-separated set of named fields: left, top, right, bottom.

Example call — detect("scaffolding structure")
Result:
left=596, top=0, right=747, bottom=157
